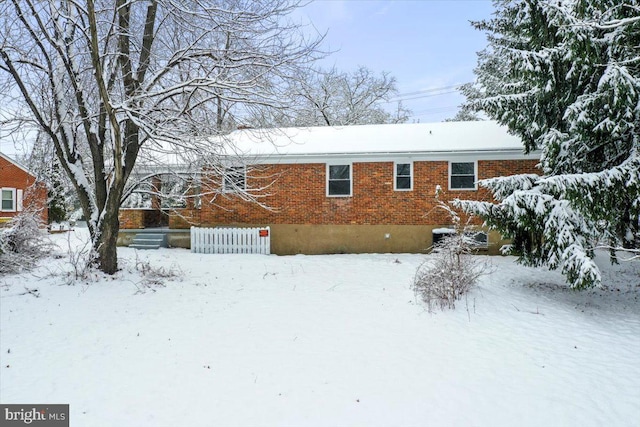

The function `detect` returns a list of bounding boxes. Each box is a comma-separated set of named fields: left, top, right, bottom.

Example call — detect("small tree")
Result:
left=25, top=132, right=77, bottom=224
left=413, top=195, right=490, bottom=312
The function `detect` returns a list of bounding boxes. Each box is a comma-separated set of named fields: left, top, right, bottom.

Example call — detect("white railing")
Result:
left=190, top=226, right=271, bottom=255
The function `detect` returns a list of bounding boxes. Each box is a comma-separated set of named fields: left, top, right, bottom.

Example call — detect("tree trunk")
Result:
left=94, top=200, right=121, bottom=275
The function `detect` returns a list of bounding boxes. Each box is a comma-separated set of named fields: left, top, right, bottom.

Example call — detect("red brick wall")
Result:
left=120, top=208, right=202, bottom=229
left=168, top=208, right=201, bottom=229
left=119, top=209, right=145, bottom=229
left=199, top=159, right=540, bottom=226
left=0, top=155, right=48, bottom=224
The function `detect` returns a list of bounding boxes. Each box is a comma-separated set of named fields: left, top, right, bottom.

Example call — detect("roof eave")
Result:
left=221, top=148, right=540, bottom=164
left=0, top=152, right=37, bottom=178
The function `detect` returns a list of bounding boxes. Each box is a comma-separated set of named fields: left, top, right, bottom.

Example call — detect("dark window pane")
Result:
left=451, top=176, right=475, bottom=189
left=396, top=176, right=411, bottom=189
left=451, top=162, right=474, bottom=175
left=465, top=231, right=488, bottom=247
left=329, top=180, right=350, bottom=195
left=473, top=232, right=487, bottom=244
left=224, top=167, right=245, bottom=190
left=1, top=190, right=12, bottom=210
left=329, top=165, right=350, bottom=180
left=396, top=163, right=411, bottom=176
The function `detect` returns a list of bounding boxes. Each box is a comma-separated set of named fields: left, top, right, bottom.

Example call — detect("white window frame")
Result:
left=449, top=161, right=477, bottom=190
left=326, top=163, right=352, bottom=197
left=1, top=187, right=16, bottom=212
left=394, top=162, right=413, bottom=191
left=222, top=166, right=247, bottom=192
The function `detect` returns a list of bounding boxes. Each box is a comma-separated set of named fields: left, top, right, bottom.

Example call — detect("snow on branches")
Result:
left=0, top=211, right=54, bottom=275
left=459, top=0, right=640, bottom=289
left=0, top=0, right=321, bottom=273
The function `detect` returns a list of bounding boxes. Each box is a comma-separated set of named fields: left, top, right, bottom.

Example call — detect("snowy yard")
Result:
left=1, top=229, right=639, bottom=427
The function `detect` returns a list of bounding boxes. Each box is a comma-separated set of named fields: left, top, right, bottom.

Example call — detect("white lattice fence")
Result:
left=190, top=226, right=271, bottom=254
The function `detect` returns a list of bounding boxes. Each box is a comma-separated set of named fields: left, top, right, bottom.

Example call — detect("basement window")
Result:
left=223, top=166, right=246, bottom=192
left=449, top=161, right=477, bottom=190
left=466, top=231, right=489, bottom=248
left=1, top=188, right=16, bottom=211
left=327, top=164, right=352, bottom=196
left=395, top=162, right=413, bottom=191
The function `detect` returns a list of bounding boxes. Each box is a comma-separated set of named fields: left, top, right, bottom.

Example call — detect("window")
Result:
left=450, top=162, right=476, bottom=190
left=1, top=188, right=16, bottom=211
left=327, top=164, right=351, bottom=196
left=223, top=166, right=246, bottom=192
left=395, top=162, right=412, bottom=191
left=466, top=231, right=489, bottom=248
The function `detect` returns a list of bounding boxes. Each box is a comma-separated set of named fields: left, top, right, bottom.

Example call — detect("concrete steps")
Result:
left=129, top=233, right=168, bottom=250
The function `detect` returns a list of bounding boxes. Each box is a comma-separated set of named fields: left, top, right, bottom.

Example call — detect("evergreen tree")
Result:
left=26, top=132, right=76, bottom=223
left=458, top=0, right=640, bottom=289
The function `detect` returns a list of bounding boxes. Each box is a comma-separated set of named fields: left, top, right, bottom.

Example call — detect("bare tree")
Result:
left=251, top=66, right=411, bottom=127
left=0, top=0, right=321, bottom=273
left=444, top=108, right=483, bottom=122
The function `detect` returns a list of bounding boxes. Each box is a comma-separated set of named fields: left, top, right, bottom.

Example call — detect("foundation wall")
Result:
left=119, top=224, right=509, bottom=256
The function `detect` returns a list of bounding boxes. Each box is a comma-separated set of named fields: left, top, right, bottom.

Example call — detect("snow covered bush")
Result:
left=413, top=231, right=489, bottom=313
left=414, top=193, right=491, bottom=312
left=0, top=211, right=53, bottom=274
left=132, top=255, right=182, bottom=290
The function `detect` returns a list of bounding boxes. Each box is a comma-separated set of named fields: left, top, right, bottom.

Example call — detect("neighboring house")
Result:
left=0, top=152, right=48, bottom=225
left=119, top=121, right=540, bottom=254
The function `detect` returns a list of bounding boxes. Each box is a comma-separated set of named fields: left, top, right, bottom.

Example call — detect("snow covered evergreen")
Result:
left=459, top=0, right=640, bottom=288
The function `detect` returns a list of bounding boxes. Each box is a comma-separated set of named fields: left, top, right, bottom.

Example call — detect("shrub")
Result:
left=413, top=232, right=490, bottom=312
left=414, top=190, right=491, bottom=312
left=0, top=210, right=54, bottom=274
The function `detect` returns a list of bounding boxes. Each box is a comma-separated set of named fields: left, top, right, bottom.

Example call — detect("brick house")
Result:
left=0, top=152, right=48, bottom=225
left=119, top=121, right=539, bottom=254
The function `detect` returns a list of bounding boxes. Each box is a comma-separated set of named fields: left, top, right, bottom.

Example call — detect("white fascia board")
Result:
left=229, top=149, right=541, bottom=165
left=132, top=163, right=198, bottom=175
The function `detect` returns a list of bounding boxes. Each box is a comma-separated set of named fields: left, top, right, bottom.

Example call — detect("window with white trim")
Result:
left=394, top=162, right=413, bottom=191
left=223, top=166, right=246, bottom=192
left=327, top=164, right=351, bottom=196
left=1, top=188, right=16, bottom=211
left=450, top=162, right=476, bottom=190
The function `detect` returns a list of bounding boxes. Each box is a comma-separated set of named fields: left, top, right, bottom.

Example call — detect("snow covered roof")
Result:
left=135, top=121, right=536, bottom=172
left=219, top=121, right=530, bottom=161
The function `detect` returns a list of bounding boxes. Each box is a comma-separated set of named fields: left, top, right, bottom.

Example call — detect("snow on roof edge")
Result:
left=0, top=151, right=36, bottom=178
left=216, top=121, right=528, bottom=158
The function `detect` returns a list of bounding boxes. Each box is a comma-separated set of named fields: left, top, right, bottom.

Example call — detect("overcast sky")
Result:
left=298, top=0, right=495, bottom=122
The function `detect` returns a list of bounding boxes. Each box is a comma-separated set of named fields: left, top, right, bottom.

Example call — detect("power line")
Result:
left=393, top=83, right=469, bottom=99
left=389, top=90, right=461, bottom=103
left=385, top=82, right=470, bottom=104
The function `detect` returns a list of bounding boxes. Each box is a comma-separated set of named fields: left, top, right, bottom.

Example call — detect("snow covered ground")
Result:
left=1, top=229, right=639, bottom=426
